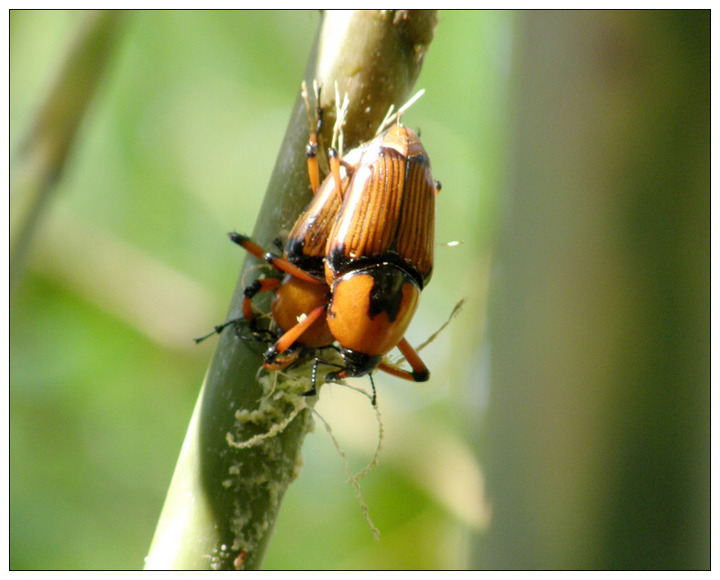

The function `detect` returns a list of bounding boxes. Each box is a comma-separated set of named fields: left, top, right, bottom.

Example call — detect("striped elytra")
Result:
left=324, top=124, right=437, bottom=289
left=284, top=168, right=346, bottom=277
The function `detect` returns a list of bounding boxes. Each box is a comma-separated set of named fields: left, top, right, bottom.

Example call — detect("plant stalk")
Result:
left=10, top=10, right=125, bottom=291
left=145, top=10, right=437, bottom=571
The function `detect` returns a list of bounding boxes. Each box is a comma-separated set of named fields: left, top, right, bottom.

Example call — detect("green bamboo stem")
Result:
left=10, top=10, right=125, bottom=290
left=145, top=10, right=437, bottom=571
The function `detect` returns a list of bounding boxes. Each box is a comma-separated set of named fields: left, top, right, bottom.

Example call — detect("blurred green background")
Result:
left=10, top=10, right=709, bottom=570
left=10, top=10, right=504, bottom=569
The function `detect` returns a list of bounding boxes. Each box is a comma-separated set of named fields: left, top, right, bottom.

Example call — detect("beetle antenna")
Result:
left=354, top=389, right=384, bottom=480
left=314, top=81, right=323, bottom=131
left=416, top=298, right=466, bottom=354
left=376, top=88, right=426, bottom=135
left=309, top=406, right=381, bottom=540
left=388, top=298, right=466, bottom=367
left=302, top=80, right=324, bottom=141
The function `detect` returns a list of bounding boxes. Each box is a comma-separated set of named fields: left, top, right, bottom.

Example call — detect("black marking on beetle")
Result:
left=367, top=267, right=406, bottom=322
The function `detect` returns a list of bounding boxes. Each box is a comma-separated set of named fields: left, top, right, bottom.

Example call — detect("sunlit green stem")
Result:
left=145, top=10, right=437, bottom=571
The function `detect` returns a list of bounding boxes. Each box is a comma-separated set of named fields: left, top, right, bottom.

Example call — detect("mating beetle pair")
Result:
left=205, top=86, right=440, bottom=400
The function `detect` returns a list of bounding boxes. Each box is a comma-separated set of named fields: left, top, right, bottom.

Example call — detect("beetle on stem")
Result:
left=200, top=84, right=440, bottom=403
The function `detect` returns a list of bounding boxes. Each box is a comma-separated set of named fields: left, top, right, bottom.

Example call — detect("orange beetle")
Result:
left=319, top=123, right=438, bottom=386
left=262, top=121, right=439, bottom=393
left=202, top=91, right=439, bottom=401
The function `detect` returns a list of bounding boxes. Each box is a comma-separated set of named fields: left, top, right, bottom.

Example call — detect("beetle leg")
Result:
left=377, top=337, right=430, bottom=382
left=305, top=356, right=345, bottom=398
left=367, top=373, right=377, bottom=405
left=263, top=343, right=302, bottom=371
left=328, top=147, right=344, bottom=204
left=327, top=86, right=350, bottom=204
left=306, top=139, right=320, bottom=195
left=265, top=304, right=326, bottom=359
left=306, top=358, right=323, bottom=397
left=194, top=277, right=281, bottom=344
left=306, top=358, right=378, bottom=405
left=193, top=317, right=244, bottom=343
left=228, top=232, right=324, bottom=284
left=302, top=80, right=323, bottom=195
left=263, top=305, right=329, bottom=376
left=242, top=278, right=281, bottom=329
left=193, top=316, right=274, bottom=344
